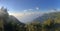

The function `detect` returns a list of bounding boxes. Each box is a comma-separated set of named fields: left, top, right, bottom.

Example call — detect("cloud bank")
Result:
left=9, top=11, right=43, bottom=23
left=9, top=8, right=60, bottom=23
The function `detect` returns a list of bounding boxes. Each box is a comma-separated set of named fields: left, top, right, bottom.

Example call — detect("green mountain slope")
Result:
left=33, top=12, right=60, bottom=23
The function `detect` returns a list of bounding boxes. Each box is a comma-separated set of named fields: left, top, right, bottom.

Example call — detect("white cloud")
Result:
left=45, top=9, right=60, bottom=13
left=57, top=9, right=60, bottom=11
left=9, top=11, right=43, bottom=23
left=28, top=9, right=33, bottom=10
left=50, top=10, right=55, bottom=12
left=23, top=10, right=27, bottom=12
left=36, top=7, right=39, bottom=10
left=23, top=9, right=33, bottom=12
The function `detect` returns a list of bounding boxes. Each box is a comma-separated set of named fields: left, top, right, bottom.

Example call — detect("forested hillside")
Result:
left=0, top=7, right=60, bottom=31
left=33, top=12, right=60, bottom=23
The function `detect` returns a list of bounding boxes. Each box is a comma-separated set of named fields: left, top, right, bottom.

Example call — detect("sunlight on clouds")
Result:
left=23, top=9, right=33, bottom=12
left=8, top=7, right=44, bottom=23
left=12, top=12, right=40, bottom=16
left=9, top=13, right=24, bottom=18
left=9, top=12, right=42, bottom=23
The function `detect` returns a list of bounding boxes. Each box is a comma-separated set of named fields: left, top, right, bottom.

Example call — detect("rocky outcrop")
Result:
left=0, top=7, right=24, bottom=31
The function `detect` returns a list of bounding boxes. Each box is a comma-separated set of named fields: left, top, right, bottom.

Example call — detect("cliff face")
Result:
left=0, top=19, right=4, bottom=31
left=0, top=7, right=9, bottom=31
left=0, top=7, right=24, bottom=31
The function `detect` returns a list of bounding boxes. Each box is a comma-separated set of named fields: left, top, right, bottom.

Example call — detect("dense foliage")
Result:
left=0, top=17, right=60, bottom=31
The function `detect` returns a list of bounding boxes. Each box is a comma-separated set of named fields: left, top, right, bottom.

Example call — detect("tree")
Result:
left=43, top=18, right=55, bottom=31
left=26, top=22, right=42, bottom=31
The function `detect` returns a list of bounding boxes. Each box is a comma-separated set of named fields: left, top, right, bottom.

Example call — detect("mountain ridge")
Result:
left=32, top=12, right=60, bottom=23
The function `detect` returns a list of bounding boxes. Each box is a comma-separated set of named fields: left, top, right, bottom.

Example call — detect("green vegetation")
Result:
left=0, top=17, right=60, bottom=31
left=0, top=7, right=60, bottom=31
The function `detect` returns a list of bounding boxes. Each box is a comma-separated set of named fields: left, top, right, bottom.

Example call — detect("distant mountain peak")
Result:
left=32, top=12, right=60, bottom=23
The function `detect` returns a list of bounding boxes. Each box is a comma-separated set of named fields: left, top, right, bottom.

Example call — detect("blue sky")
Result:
left=0, top=0, right=60, bottom=12
left=0, top=0, right=60, bottom=23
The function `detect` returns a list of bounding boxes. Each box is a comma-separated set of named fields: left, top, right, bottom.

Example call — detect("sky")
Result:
left=0, top=0, right=60, bottom=23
